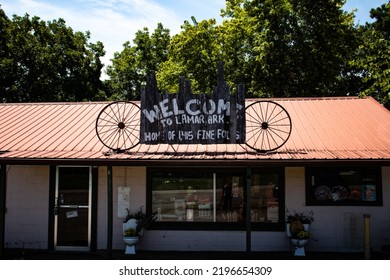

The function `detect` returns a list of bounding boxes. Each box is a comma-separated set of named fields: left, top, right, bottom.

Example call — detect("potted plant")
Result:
left=123, top=207, right=157, bottom=237
left=290, top=230, right=312, bottom=256
left=122, top=207, right=157, bottom=254
left=293, top=230, right=312, bottom=240
left=285, top=210, right=314, bottom=237
left=286, top=210, right=314, bottom=224
left=286, top=212, right=314, bottom=256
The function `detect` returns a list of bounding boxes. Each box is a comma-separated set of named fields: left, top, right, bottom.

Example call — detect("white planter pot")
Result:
left=291, top=238, right=309, bottom=248
left=290, top=238, right=309, bottom=256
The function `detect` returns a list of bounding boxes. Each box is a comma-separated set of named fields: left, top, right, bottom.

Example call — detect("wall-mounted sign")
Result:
left=140, top=63, right=245, bottom=144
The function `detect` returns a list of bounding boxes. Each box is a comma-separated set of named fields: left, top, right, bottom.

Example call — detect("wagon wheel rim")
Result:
left=95, top=101, right=140, bottom=152
left=245, top=101, right=292, bottom=153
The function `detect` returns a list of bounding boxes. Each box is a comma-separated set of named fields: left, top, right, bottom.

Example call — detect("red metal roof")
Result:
left=0, top=97, right=389, bottom=163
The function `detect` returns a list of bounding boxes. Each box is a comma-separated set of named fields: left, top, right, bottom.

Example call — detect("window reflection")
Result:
left=251, top=173, right=279, bottom=223
left=306, top=167, right=380, bottom=205
left=151, top=170, right=244, bottom=222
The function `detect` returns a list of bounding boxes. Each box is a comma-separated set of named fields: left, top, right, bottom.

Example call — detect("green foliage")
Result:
left=124, top=207, right=157, bottom=236
left=157, top=0, right=359, bottom=98
left=157, top=18, right=222, bottom=94
left=0, top=9, right=105, bottom=102
left=106, top=23, right=170, bottom=100
left=296, top=230, right=312, bottom=239
left=238, top=0, right=358, bottom=97
left=220, top=2, right=258, bottom=96
left=351, top=2, right=390, bottom=107
left=2, top=1, right=389, bottom=106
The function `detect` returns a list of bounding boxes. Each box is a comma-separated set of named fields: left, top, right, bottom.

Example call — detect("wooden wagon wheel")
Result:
left=245, top=101, right=292, bottom=153
left=95, top=101, right=140, bottom=152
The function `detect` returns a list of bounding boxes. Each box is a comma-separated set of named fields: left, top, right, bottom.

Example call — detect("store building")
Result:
left=0, top=96, right=389, bottom=256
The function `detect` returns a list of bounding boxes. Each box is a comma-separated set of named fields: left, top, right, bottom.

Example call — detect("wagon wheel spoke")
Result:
left=96, top=101, right=140, bottom=152
left=245, top=101, right=292, bottom=152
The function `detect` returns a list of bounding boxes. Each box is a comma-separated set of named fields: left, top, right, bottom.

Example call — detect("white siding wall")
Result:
left=97, top=166, right=147, bottom=250
left=4, top=165, right=49, bottom=249
left=284, top=166, right=390, bottom=252
left=4, top=165, right=390, bottom=253
left=140, top=230, right=246, bottom=251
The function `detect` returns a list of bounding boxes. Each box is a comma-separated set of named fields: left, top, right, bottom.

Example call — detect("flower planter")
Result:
left=291, top=238, right=309, bottom=248
left=287, top=223, right=310, bottom=237
left=291, top=239, right=309, bottom=257
left=123, top=236, right=140, bottom=254
left=291, top=238, right=309, bottom=256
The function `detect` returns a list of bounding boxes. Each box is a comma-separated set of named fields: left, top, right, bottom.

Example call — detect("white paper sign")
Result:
left=66, top=210, right=78, bottom=218
left=118, top=186, right=130, bottom=217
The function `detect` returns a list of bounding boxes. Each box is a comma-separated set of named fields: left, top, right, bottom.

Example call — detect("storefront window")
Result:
left=251, top=171, right=281, bottom=224
left=150, top=169, right=244, bottom=223
left=215, top=174, right=244, bottom=222
left=306, top=166, right=382, bottom=206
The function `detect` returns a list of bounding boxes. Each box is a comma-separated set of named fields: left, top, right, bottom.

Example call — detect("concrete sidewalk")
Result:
left=3, top=248, right=390, bottom=260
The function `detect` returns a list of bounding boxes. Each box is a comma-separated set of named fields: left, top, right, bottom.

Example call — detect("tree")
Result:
left=157, top=18, right=222, bottom=94
left=106, top=23, right=170, bottom=100
left=157, top=0, right=358, bottom=98
left=219, top=2, right=257, bottom=96
left=240, top=0, right=358, bottom=97
left=352, top=2, right=390, bottom=107
left=0, top=9, right=105, bottom=102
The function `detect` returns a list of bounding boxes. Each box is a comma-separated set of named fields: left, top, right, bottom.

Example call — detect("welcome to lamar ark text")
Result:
left=142, top=98, right=244, bottom=128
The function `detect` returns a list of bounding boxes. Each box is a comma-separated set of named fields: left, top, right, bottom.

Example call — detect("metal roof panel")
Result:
left=0, top=97, right=389, bottom=162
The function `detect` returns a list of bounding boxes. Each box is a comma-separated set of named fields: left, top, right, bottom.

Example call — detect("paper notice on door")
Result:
left=66, top=210, right=78, bottom=218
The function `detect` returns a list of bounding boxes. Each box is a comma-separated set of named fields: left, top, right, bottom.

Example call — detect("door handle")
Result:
left=54, top=194, right=64, bottom=215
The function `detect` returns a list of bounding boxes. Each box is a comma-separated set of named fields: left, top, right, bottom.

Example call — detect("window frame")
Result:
left=305, top=165, right=383, bottom=206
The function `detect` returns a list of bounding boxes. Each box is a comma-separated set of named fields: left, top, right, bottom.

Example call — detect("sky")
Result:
left=1, top=0, right=388, bottom=78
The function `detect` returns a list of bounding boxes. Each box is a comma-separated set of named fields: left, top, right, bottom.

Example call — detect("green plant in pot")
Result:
left=124, top=207, right=157, bottom=237
left=295, top=230, right=312, bottom=240
left=286, top=210, right=314, bottom=238
left=286, top=210, right=314, bottom=224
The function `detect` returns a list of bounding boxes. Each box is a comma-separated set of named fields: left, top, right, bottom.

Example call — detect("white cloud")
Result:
left=2, top=0, right=225, bottom=78
left=2, top=0, right=190, bottom=77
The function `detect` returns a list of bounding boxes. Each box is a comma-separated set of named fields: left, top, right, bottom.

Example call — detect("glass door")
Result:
left=54, top=166, right=91, bottom=251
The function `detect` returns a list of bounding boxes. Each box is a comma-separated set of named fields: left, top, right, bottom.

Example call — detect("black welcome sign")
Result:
left=140, top=63, right=245, bottom=144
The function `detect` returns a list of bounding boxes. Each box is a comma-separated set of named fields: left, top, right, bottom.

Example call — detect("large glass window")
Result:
left=306, top=166, right=382, bottom=206
left=251, top=171, right=281, bottom=224
left=150, top=169, right=245, bottom=224
left=149, top=167, right=285, bottom=231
